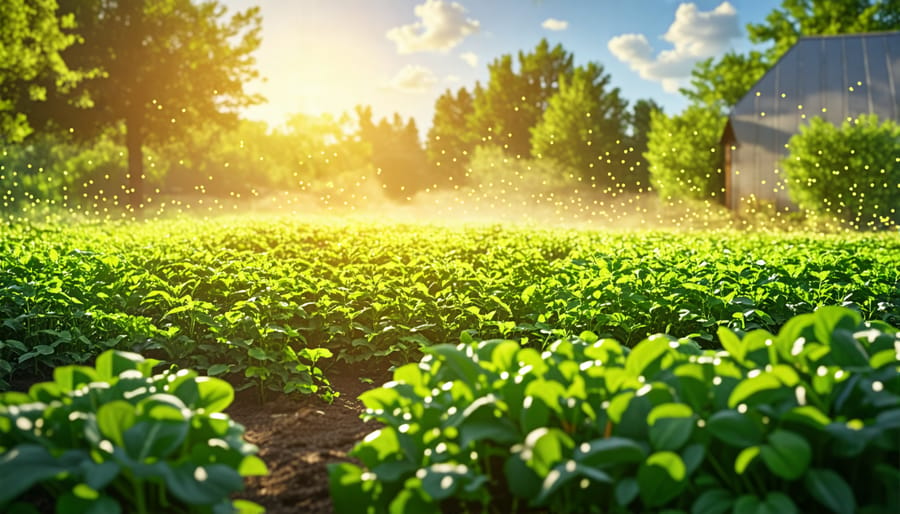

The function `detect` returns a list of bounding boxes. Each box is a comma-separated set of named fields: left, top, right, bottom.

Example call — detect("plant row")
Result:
left=0, top=349, right=266, bottom=513
left=1, top=218, right=898, bottom=397
left=330, top=307, right=900, bottom=513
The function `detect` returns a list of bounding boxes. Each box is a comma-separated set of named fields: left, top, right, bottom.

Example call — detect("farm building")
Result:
left=722, top=31, right=900, bottom=211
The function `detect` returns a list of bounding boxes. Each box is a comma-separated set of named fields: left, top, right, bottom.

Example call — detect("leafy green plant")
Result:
left=330, top=307, right=900, bottom=513
left=0, top=349, right=267, bottom=513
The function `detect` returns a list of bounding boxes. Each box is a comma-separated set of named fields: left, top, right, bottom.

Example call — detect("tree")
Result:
left=0, top=0, right=86, bottom=142
left=426, top=86, right=475, bottom=184
left=468, top=38, right=574, bottom=158
left=747, top=0, right=900, bottom=62
left=680, top=51, right=770, bottom=115
left=356, top=106, right=428, bottom=200
left=622, top=98, right=662, bottom=190
left=22, top=0, right=262, bottom=213
left=644, top=106, right=726, bottom=202
left=530, top=62, right=628, bottom=185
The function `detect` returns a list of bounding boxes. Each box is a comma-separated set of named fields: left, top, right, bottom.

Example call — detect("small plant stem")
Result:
left=134, top=478, right=148, bottom=514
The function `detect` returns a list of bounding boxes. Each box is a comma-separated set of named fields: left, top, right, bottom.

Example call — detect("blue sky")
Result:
left=220, top=0, right=782, bottom=131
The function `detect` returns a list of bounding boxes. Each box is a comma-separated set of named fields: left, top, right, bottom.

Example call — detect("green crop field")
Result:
left=1, top=215, right=899, bottom=513
left=2, top=217, right=897, bottom=395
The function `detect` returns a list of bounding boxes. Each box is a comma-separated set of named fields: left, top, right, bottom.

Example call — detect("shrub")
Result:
left=0, top=350, right=267, bottom=513
left=782, top=114, right=899, bottom=228
left=329, top=307, right=900, bottom=513
left=645, top=105, right=726, bottom=202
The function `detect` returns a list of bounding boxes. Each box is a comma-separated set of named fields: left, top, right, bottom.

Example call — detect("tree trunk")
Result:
left=125, top=113, right=144, bottom=217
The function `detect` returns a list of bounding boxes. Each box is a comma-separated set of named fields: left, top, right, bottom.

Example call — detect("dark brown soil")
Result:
left=228, top=362, right=392, bottom=514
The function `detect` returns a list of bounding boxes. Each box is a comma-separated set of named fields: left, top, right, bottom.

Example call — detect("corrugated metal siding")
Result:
left=725, top=32, right=900, bottom=211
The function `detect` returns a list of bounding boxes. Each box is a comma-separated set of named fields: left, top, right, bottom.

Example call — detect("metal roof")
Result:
left=724, top=31, right=900, bottom=210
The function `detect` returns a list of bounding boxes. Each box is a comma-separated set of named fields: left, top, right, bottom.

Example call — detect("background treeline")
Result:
left=1, top=0, right=898, bottom=219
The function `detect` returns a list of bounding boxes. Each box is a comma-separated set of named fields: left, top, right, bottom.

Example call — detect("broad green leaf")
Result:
left=95, top=350, right=146, bottom=380
left=707, top=410, right=764, bottom=447
left=691, top=489, right=733, bottom=514
left=535, top=460, right=612, bottom=505
left=804, top=468, right=856, bottom=514
left=351, top=428, right=402, bottom=469
left=574, top=437, right=645, bottom=468
left=53, top=365, right=99, bottom=393
left=237, top=455, right=268, bottom=477
left=0, top=444, right=70, bottom=504
left=638, top=451, right=686, bottom=507
left=206, top=364, right=232, bottom=376
left=626, top=336, right=672, bottom=379
left=504, top=453, right=542, bottom=500
left=649, top=416, right=694, bottom=451
left=734, top=446, right=760, bottom=474
left=195, top=377, right=234, bottom=412
left=717, top=327, right=744, bottom=362
left=760, top=429, right=811, bottom=480
left=426, top=344, right=480, bottom=384
left=164, top=463, right=244, bottom=505
left=522, top=427, right=574, bottom=477
left=728, top=373, right=787, bottom=408
left=388, top=487, right=439, bottom=514
left=521, top=284, right=537, bottom=304
left=97, top=401, right=137, bottom=447
left=813, top=306, right=861, bottom=345
left=614, top=477, right=639, bottom=507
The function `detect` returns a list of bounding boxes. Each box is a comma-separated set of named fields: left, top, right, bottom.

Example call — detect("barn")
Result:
left=721, top=31, right=900, bottom=211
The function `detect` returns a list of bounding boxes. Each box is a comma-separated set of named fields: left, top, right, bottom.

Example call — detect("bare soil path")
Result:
left=228, top=362, right=391, bottom=513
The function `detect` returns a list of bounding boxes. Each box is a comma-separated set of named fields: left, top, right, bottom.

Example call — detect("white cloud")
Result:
left=460, top=51, right=478, bottom=67
left=608, top=1, right=740, bottom=92
left=445, top=74, right=461, bottom=83
left=542, top=18, right=568, bottom=31
left=387, top=65, right=438, bottom=93
left=387, top=0, right=480, bottom=54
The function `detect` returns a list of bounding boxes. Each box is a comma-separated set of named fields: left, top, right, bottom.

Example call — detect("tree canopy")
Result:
left=468, top=39, right=574, bottom=158
left=19, top=0, right=263, bottom=212
left=0, top=0, right=87, bottom=142
left=530, top=62, right=627, bottom=183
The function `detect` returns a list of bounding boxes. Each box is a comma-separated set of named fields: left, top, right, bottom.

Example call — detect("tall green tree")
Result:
left=469, top=38, right=574, bottom=158
left=427, top=86, right=475, bottom=184
left=23, top=0, right=262, bottom=212
left=530, top=62, right=628, bottom=184
left=622, top=98, right=662, bottom=190
left=0, top=0, right=87, bottom=142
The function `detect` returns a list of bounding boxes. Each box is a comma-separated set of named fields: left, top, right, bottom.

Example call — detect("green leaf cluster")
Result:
left=330, top=307, right=900, bottom=513
left=0, top=349, right=266, bottom=513
left=782, top=114, right=900, bottom=227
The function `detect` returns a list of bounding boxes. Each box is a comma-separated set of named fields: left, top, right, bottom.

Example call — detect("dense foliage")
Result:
left=782, top=114, right=899, bottom=227
left=1, top=218, right=897, bottom=398
left=0, top=349, right=266, bottom=513
left=330, top=307, right=900, bottom=513
left=644, top=106, right=726, bottom=202
left=0, top=0, right=87, bottom=142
